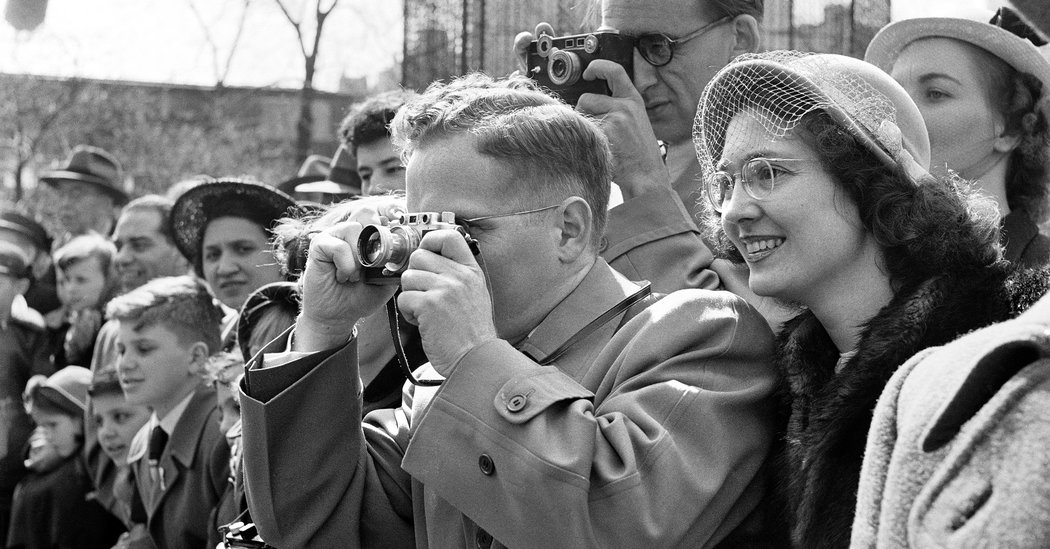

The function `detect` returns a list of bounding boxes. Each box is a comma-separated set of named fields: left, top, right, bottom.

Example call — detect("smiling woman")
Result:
left=693, top=51, right=1050, bottom=547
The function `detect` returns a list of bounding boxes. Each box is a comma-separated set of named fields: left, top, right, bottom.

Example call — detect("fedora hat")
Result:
left=277, top=154, right=331, bottom=196
left=294, top=143, right=362, bottom=197
left=40, top=145, right=129, bottom=206
left=170, top=178, right=298, bottom=275
left=865, top=7, right=1050, bottom=121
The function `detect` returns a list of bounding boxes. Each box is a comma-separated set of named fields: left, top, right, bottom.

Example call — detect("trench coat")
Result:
left=239, top=258, right=778, bottom=548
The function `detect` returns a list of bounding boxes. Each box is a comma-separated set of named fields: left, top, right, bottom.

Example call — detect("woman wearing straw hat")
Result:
left=866, top=7, right=1050, bottom=267
left=693, top=51, right=1049, bottom=547
left=170, top=179, right=298, bottom=327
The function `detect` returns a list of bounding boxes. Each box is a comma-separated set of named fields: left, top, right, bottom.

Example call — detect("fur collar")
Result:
left=773, top=263, right=1048, bottom=548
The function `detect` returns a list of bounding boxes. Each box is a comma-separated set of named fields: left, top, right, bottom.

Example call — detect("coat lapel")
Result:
left=147, top=385, right=216, bottom=516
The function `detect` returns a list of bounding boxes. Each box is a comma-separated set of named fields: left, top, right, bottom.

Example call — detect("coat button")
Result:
left=506, top=394, right=527, bottom=412
left=475, top=529, right=493, bottom=548
left=478, top=454, right=495, bottom=476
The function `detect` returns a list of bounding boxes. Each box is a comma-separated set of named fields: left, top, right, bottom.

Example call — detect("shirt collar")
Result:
left=152, top=390, right=197, bottom=436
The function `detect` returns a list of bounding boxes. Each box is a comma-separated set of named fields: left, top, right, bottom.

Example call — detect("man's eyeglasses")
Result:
left=631, top=16, right=731, bottom=67
left=705, top=157, right=806, bottom=213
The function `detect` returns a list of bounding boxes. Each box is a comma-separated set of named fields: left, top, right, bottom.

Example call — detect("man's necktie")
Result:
left=148, top=425, right=168, bottom=490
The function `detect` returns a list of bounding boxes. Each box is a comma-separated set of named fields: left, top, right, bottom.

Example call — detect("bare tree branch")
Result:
left=274, top=0, right=309, bottom=59
left=187, top=0, right=223, bottom=83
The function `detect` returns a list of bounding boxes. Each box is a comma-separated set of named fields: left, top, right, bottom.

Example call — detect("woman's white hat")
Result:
left=865, top=7, right=1050, bottom=100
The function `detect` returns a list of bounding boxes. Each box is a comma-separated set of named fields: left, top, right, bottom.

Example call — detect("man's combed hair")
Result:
left=391, top=73, right=613, bottom=245
left=708, top=0, right=763, bottom=20
left=339, top=90, right=418, bottom=154
left=122, top=194, right=177, bottom=245
left=105, top=275, right=225, bottom=353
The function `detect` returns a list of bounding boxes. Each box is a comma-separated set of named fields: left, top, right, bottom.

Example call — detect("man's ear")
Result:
left=14, top=278, right=31, bottom=296
left=729, top=14, right=761, bottom=57
left=554, top=197, right=593, bottom=263
left=187, top=341, right=211, bottom=377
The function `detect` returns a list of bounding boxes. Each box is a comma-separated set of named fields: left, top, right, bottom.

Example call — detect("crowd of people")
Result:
left=2, top=1, right=1050, bottom=548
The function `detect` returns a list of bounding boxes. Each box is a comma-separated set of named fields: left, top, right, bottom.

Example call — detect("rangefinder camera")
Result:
left=526, top=26, right=634, bottom=105
left=356, top=211, right=478, bottom=285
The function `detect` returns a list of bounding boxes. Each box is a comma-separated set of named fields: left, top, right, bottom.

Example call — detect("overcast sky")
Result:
left=0, top=0, right=1003, bottom=92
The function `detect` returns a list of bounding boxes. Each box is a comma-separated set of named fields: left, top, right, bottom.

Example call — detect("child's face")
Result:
left=57, top=256, right=108, bottom=311
left=116, top=322, right=202, bottom=416
left=29, top=408, right=82, bottom=459
left=91, top=392, right=151, bottom=465
left=215, top=382, right=241, bottom=436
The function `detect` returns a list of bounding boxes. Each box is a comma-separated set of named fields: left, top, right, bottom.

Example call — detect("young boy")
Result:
left=48, top=234, right=117, bottom=367
left=0, top=241, right=51, bottom=543
left=87, top=366, right=152, bottom=547
left=7, top=365, right=124, bottom=549
left=107, top=276, right=229, bottom=549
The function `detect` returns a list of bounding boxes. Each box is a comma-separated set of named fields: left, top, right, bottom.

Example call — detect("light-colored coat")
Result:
left=240, top=259, right=778, bottom=548
left=853, top=291, right=1050, bottom=547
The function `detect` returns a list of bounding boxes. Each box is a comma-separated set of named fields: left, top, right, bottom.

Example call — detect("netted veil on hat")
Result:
left=693, top=51, right=932, bottom=187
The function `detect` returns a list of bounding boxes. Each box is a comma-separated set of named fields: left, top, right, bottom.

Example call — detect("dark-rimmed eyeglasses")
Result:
left=630, top=16, right=731, bottom=67
left=705, top=157, right=806, bottom=213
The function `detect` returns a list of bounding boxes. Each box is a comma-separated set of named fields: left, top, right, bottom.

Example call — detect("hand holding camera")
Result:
left=293, top=203, right=401, bottom=353
left=397, top=228, right=498, bottom=377
left=517, top=23, right=670, bottom=200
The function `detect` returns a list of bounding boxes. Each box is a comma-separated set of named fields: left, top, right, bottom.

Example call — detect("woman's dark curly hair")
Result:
left=700, top=110, right=1003, bottom=291
left=981, top=52, right=1050, bottom=223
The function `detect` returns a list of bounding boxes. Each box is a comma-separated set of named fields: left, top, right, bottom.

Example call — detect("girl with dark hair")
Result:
left=693, top=51, right=1049, bottom=547
left=866, top=7, right=1050, bottom=267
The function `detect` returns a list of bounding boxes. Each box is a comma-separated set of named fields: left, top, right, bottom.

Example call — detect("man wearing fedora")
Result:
left=40, top=145, right=129, bottom=245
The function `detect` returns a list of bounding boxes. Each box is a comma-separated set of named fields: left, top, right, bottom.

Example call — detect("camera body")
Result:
left=221, top=522, right=272, bottom=549
left=356, top=211, right=477, bottom=285
left=526, top=27, right=634, bottom=105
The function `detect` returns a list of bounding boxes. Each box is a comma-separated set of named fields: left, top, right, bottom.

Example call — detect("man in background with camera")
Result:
left=238, top=73, right=777, bottom=548
left=517, top=1, right=784, bottom=323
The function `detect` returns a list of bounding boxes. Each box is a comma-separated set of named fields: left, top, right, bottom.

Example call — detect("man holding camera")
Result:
left=516, top=1, right=776, bottom=318
left=238, top=74, right=776, bottom=548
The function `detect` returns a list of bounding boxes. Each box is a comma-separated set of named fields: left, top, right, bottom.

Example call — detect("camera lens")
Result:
left=356, top=223, right=419, bottom=275
left=357, top=225, right=391, bottom=268
left=548, top=49, right=581, bottom=86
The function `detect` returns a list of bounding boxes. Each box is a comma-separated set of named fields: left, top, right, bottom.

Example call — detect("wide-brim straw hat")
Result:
left=865, top=8, right=1050, bottom=119
left=170, top=178, right=298, bottom=268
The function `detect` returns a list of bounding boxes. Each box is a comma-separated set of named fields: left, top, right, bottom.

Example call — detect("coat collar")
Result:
left=515, top=258, right=642, bottom=368
left=775, top=263, right=1046, bottom=546
left=144, top=385, right=217, bottom=514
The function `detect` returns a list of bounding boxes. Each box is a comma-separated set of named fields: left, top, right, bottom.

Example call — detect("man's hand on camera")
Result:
left=295, top=217, right=398, bottom=353
left=397, top=229, right=498, bottom=377
left=577, top=59, right=671, bottom=200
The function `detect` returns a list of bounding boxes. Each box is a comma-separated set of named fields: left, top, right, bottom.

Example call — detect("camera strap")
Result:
left=535, top=282, right=652, bottom=366
left=387, top=291, right=444, bottom=386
